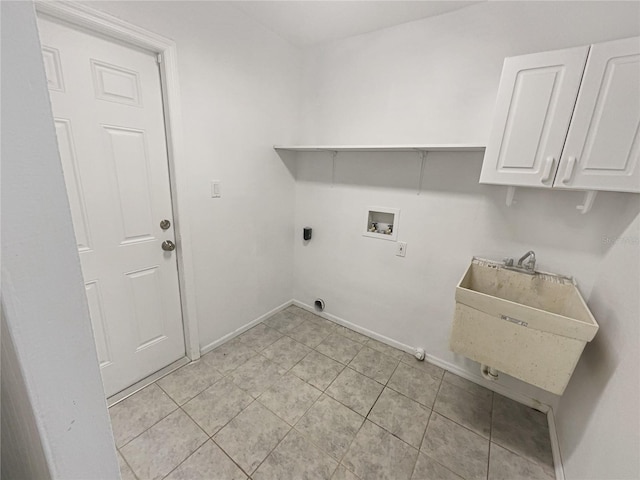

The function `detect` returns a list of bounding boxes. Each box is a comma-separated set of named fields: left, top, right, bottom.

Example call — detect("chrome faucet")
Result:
left=503, top=250, right=536, bottom=274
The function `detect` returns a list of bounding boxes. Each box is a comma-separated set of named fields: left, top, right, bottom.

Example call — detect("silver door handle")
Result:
left=161, top=240, right=176, bottom=252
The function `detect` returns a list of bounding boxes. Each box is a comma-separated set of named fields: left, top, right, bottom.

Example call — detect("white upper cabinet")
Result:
left=479, top=46, right=589, bottom=188
left=554, top=37, right=640, bottom=193
left=480, top=37, right=640, bottom=194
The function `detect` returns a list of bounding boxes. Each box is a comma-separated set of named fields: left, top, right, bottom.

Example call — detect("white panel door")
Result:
left=554, top=37, right=640, bottom=193
left=479, top=46, right=589, bottom=187
left=39, top=17, right=185, bottom=397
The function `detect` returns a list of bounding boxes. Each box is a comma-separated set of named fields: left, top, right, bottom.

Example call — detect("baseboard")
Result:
left=294, top=300, right=563, bottom=478
left=293, top=300, right=551, bottom=413
left=424, top=356, right=551, bottom=413
left=107, top=356, right=190, bottom=407
left=203, top=299, right=564, bottom=480
left=199, top=300, right=293, bottom=356
left=291, top=300, right=418, bottom=354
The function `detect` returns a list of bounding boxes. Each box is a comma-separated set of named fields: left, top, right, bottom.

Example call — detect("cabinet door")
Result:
left=480, top=46, right=589, bottom=187
left=554, top=37, right=640, bottom=193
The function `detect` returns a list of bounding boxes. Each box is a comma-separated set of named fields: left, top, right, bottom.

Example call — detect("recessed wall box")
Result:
left=363, top=207, right=400, bottom=241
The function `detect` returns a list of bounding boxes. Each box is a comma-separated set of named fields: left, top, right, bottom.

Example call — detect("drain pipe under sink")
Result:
left=481, top=364, right=499, bottom=381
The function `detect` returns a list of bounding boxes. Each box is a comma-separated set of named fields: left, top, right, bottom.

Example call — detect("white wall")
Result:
left=1, top=2, right=119, bottom=478
left=298, top=1, right=640, bottom=145
left=555, top=211, right=640, bottom=479
left=87, top=1, right=302, bottom=349
left=9, top=1, right=637, bottom=477
left=1, top=313, right=51, bottom=480
left=293, top=2, right=640, bottom=478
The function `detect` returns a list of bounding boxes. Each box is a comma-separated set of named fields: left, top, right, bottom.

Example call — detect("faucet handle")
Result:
left=503, top=257, right=514, bottom=266
left=524, top=257, right=536, bottom=271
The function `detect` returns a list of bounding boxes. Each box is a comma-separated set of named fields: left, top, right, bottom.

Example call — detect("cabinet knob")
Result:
left=541, top=156, right=556, bottom=183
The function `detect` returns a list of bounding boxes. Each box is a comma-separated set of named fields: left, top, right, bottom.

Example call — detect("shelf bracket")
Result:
left=417, top=151, right=428, bottom=195
left=577, top=190, right=597, bottom=214
left=330, top=150, right=338, bottom=188
left=505, top=186, right=517, bottom=207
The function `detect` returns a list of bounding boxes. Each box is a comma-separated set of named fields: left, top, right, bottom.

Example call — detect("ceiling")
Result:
left=232, top=1, right=482, bottom=48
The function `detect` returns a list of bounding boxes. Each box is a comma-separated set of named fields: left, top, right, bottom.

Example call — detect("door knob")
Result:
left=160, top=219, right=171, bottom=230
left=161, top=240, right=176, bottom=252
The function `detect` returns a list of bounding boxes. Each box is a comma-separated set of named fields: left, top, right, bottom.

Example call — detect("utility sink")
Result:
left=450, top=257, right=599, bottom=395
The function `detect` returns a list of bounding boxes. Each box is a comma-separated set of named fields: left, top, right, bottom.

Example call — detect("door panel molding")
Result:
left=54, top=118, right=93, bottom=251
left=85, top=280, right=113, bottom=368
left=36, top=1, right=200, bottom=360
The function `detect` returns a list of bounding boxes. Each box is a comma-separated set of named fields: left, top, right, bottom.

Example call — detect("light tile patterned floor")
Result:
left=112, top=305, right=555, bottom=480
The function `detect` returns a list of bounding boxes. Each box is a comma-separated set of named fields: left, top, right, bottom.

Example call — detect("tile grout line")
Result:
left=283, top=315, right=407, bottom=476
left=118, top=447, right=140, bottom=480
left=336, top=355, right=417, bottom=478
left=151, top=355, right=258, bottom=479
left=207, top=319, right=339, bottom=477
left=366, top=395, right=431, bottom=452
left=210, top=434, right=255, bottom=479
left=158, top=411, right=210, bottom=480
left=415, top=369, right=446, bottom=473
left=160, top=403, right=210, bottom=479
left=116, top=384, right=180, bottom=450
left=119, top=313, right=523, bottom=480
left=489, top=438, right=557, bottom=479
left=362, top=356, right=401, bottom=417
left=114, top=315, right=383, bottom=479
left=489, top=395, right=555, bottom=477
left=409, top=409, right=434, bottom=480
left=418, top=374, right=489, bottom=480
left=336, top=413, right=367, bottom=476
left=248, top=423, right=294, bottom=477
left=255, top=380, right=323, bottom=428
left=414, top=409, right=465, bottom=480
left=258, top=315, right=542, bottom=478
left=181, top=390, right=257, bottom=478
left=417, top=405, right=435, bottom=454
left=430, top=373, right=502, bottom=443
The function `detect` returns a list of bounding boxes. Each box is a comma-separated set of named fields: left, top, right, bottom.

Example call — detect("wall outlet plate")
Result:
left=211, top=180, right=221, bottom=198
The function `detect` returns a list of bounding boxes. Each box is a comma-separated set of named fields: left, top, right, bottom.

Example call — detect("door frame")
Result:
left=36, top=1, right=201, bottom=361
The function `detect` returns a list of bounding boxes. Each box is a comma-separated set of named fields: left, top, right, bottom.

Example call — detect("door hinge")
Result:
left=156, top=53, right=162, bottom=64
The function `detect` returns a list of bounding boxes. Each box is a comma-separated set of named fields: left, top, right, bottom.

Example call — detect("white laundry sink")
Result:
left=450, top=257, right=599, bottom=395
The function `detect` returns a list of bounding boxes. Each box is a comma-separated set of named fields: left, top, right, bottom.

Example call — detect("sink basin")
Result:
left=450, top=257, right=598, bottom=395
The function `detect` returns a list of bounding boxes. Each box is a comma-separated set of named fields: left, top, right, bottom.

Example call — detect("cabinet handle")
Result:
left=562, top=157, right=577, bottom=184
left=541, top=156, right=556, bottom=183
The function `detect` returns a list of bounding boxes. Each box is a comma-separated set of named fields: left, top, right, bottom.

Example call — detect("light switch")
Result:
left=211, top=180, right=221, bottom=198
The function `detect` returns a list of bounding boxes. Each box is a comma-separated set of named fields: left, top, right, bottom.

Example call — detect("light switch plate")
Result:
left=211, top=180, right=221, bottom=198
left=396, top=241, right=407, bottom=257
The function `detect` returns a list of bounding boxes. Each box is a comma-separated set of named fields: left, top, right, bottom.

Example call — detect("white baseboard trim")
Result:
left=107, top=356, right=190, bottom=407
left=293, top=300, right=562, bottom=479
left=293, top=300, right=551, bottom=413
left=291, top=300, right=418, bottom=354
left=203, top=299, right=564, bottom=480
left=547, top=407, right=565, bottom=480
left=199, top=300, right=293, bottom=356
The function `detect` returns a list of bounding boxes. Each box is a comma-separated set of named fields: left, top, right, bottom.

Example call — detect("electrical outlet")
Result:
left=396, top=241, right=407, bottom=257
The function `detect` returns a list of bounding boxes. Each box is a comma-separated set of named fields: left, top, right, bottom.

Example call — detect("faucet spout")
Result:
left=517, top=250, right=536, bottom=271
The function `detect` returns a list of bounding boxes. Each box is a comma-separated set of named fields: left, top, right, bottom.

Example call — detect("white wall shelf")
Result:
left=274, top=144, right=485, bottom=153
